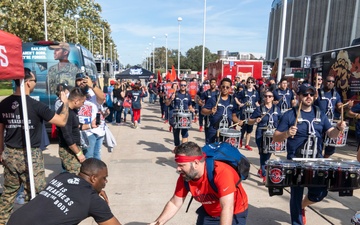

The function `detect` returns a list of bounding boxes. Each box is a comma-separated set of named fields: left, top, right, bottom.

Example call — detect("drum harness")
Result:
left=261, top=106, right=282, bottom=153
left=242, top=90, right=256, bottom=122
left=205, top=90, right=220, bottom=128
left=295, top=106, right=321, bottom=158
left=276, top=88, right=291, bottom=114
left=172, top=93, right=191, bottom=128
left=319, top=88, right=337, bottom=122
left=217, top=99, right=234, bottom=130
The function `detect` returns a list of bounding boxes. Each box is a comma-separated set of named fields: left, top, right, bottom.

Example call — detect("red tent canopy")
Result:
left=0, top=30, right=24, bottom=80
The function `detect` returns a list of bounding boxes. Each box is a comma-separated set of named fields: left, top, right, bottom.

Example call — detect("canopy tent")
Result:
left=0, top=30, right=36, bottom=198
left=115, top=66, right=155, bottom=80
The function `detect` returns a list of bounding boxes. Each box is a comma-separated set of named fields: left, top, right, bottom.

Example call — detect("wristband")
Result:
left=93, top=83, right=97, bottom=88
left=76, top=151, right=83, bottom=156
left=79, top=124, right=83, bottom=131
left=336, top=126, right=341, bottom=131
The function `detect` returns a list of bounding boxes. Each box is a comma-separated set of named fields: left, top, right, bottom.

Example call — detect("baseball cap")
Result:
left=49, top=42, right=70, bottom=51
left=297, top=83, right=316, bottom=95
left=56, top=83, right=69, bottom=92
left=269, top=77, right=275, bottom=81
left=76, top=73, right=85, bottom=80
left=110, top=80, right=116, bottom=85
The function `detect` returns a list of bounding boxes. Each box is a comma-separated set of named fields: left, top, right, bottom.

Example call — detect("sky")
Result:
left=96, top=0, right=274, bottom=67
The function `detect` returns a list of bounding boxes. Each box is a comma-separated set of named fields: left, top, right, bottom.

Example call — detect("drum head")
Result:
left=219, top=128, right=241, bottom=137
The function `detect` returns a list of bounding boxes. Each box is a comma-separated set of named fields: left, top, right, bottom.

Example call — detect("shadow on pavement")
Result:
left=247, top=204, right=290, bottom=225
left=124, top=222, right=148, bottom=225
left=155, top=157, right=176, bottom=169
left=137, top=140, right=169, bottom=152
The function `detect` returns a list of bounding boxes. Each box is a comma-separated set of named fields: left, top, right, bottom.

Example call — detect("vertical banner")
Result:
left=0, top=30, right=24, bottom=79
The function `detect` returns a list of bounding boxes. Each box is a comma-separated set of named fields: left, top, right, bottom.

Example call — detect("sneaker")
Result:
left=262, top=176, right=266, bottom=184
left=199, top=126, right=203, bottom=132
left=257, top=169, right=264, bottom=178
left=108, top=147, right=113, bottom=153
left=302, top=209, right=306, bottom=225
left=244, top=145, right=252, bottom=151
left=134, top=121, right=138, bottom=129
left=169, top=126, right=172, bottom=132
left=161, top=114, right=165, bottom=119
left=164, top=120, right=168, bottom=124
left=240, top=140, right=243, bottom=148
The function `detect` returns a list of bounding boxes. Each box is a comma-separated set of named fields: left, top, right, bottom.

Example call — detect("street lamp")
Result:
left=43, top=0, right=48, bottom=41
left=114, top=47, right=117, bottom=71
left=165, top=34, right=168, bottom=74
left=149, top=43, right=152, bottom=70
left=152, top=36, right=156, bottom=72
left=110, top=42, right=113, bottom=64
left=177, top=17, right=182, bottom=78
left=201, top=0, right=207, bottom=83
left=74, top=14, right=80, bottom=43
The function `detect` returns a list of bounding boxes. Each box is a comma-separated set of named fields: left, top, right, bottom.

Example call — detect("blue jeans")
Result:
left=123, top=107, right=133, bottom=122
left=196, top=206, right=248, bottom=225
left=85, top=133, right=104, bottom=160
left=149, top=93, right=155, bottom=103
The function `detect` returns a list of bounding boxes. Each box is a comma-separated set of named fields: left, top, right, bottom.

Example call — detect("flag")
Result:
left=157, top=70, right=162, bottom=83
left=170, top=65, right=176, bottom=82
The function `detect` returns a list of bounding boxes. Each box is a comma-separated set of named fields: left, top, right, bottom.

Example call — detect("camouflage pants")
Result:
left=59, top=146, right=81, bottom=174
left=0, top=147, right=45, bottom=225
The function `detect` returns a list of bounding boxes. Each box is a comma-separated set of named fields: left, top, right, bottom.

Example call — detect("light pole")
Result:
left=152, top=36, right=156, bottom=72
left=149, top=43, right=152, bottom=70
left=74, top=14, right=80, bottom=43
left=201, top=0, right=207, bottom=83
left=165, top=34, right=168, bottom=74
left=177, top=17, right=182, bottom=78
left=110, top=42, right=113, bottom=64
left=102, top=27, right=105, bottom=59
left=114, top=47, right=117, bottom=71
left=43, top=0, right=48, bottom=41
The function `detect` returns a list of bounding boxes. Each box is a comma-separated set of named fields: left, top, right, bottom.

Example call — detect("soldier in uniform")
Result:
left=47, top=42, right=81, bottom=95
left=0, top=68, right=70, bottom=224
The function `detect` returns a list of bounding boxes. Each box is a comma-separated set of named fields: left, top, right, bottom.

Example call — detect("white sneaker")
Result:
left=15, top=193, right=25, bottom=205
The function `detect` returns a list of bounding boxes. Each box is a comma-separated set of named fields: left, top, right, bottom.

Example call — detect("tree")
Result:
left=183, top=45, right=217, bottom=71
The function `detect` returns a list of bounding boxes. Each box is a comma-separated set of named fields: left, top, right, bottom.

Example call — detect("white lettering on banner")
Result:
left=129, top=68, right=143, bottom=75
left=0, top=45, right=9, bottom=67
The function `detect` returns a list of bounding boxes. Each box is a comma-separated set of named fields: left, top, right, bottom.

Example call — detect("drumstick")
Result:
left=341, top=106, right=344, bottom=124
left=339, top=101, right=350, bottom=108
left=229, top=120, right=246, bottom=128
left=292, top=101, right=302, bottom=138
left=212, top=93, right=222, bottom=115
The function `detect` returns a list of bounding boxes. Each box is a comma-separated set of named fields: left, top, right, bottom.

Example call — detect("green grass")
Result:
left=0, top=81, right=13, bottom=96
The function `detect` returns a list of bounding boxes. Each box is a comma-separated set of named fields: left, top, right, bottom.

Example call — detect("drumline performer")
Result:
left=314, top=74, right=353, bottom=158
left=165, top=82, right=178, bottom=131
left=199, top=78, right=220, bottom=144
left=273, top=77, right=296, bottom=114
left=166, top=80, right=194, bottom=153
left=248, top=90, right=282, bottom=184
left=202, top=78, right=241, bottom=144
left=273, top=83, right=346, bottom=225
left=234, top=76, right=260, bottom=150
left=195, top=80, right=210, bottom=132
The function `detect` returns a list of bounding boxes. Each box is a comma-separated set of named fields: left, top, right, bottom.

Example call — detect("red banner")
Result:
left=189, top=81, right=198, bottom=99
left=0, top=30, right=24, bottom=80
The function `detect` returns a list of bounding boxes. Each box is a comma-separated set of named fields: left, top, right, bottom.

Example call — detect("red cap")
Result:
left=110, top=80, right=116, bottom=85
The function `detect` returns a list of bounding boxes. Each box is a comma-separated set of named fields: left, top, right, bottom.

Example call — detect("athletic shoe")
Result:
left=262, top=176, right=266, bottom=184
left=257, top=169, right=264, bottom=178
left=134, top=121, right=138, bottom=129
left=244, top=145, right=252, bottom=151
left=240, top=140, right=243, bottom=148
left=169, top=126, right=172, bottom=132
left=302, top=209, right=306, bottom=225
left=164, top=120, right=168, bottom=124
left=161, top=114, right=165, bottom=119
left=199, top=126, right=203, bottom=132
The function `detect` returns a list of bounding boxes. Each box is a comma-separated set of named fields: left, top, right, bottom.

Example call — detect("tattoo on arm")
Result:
left=60, top=102, right=69, bottom=122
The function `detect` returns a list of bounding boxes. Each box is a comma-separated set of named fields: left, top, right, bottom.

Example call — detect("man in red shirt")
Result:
left=149, top=142, right=248, bottom=225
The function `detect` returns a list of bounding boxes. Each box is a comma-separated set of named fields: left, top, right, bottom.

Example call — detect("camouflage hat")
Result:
left=50, top=42, right=70, bottom=51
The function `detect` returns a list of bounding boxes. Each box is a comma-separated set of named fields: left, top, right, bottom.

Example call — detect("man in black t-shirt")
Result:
left=0, top=68, right=70, bottom=224
left=7, top=158, right=122, bottom=225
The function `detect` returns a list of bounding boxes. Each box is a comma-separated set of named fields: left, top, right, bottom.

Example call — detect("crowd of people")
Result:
left=0, top=67, right=357, bottom=225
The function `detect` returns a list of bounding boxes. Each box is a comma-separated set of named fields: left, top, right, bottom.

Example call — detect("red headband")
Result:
left=174, top=152, right=206, bottom=163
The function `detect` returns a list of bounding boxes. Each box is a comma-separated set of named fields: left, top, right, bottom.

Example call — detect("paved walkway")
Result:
left=1, top=101, right=360, bottom=225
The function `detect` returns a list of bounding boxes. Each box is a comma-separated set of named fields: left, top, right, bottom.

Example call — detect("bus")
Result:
left=22, top=41, right=97, bottom=110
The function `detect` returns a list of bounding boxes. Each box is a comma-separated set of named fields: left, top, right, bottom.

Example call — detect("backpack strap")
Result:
left=183, top=181, right=193, bottom=213
left=205, top=158, right=218, bottom=193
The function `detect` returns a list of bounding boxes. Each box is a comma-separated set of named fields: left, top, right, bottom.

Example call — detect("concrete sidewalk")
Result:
left=1, top=101, right=360, bottom=225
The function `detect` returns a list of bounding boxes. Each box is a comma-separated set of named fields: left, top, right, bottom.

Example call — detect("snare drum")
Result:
left=174, top=110, right=192, bottom=129
left=265, top=159, right=299, bottom=188
left=219, top=128, right=241, bottom=149
left=262, top=129, right=287, bottom=154
left=324, top=122, right=349, bottom=147
left=244, top=107, right=254, bottom=113
left=327, top=161, right=360, bottom=191
left=300, top=162, right=330, bottom=187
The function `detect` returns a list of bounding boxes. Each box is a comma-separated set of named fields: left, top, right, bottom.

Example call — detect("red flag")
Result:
left=170, top=65, right=176, bottom=82
left=157, top=70, right=162, bottom=83
left=0, top=30, right=24, bottom=80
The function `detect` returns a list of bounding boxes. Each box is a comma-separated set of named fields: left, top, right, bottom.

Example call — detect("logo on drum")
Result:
left=225, top=137, right=238, bottom=147
left=269, top=168, right=284, bottom=184
left=179, top=117, right=188, bottom=127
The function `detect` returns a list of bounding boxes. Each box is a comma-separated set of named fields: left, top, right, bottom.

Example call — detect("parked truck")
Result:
left=207, top=51, right=263, bottom=84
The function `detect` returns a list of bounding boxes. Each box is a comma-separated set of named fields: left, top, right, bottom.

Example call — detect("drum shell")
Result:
left=324, top=122, right=349, bottom=147
left=328, top=163, right=360, bottom=191
left=219, top=128, right=241, bottom=149
left=300, top=162, right=330, bottom=187
left=266, top=160, right=299, bottom=188
left=262, top=129, right=286, bottom=154
left=174, top=110, right=192, bottom=129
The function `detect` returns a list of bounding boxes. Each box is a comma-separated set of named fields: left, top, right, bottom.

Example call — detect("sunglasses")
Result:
left=302, top=93, right=314, bottom=97
left=221, top=85, right=230, bottom=89
left=28, top=79, right=37, bottom=83
left=264, top=95, right=273, bottom=98
left=317, top=78, right=322, bottom=80
left=247, top=82, right=254, bottom=84
left=180, top=84, right=187, bottom=87
left=327, top=80, right=335, bottom=83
